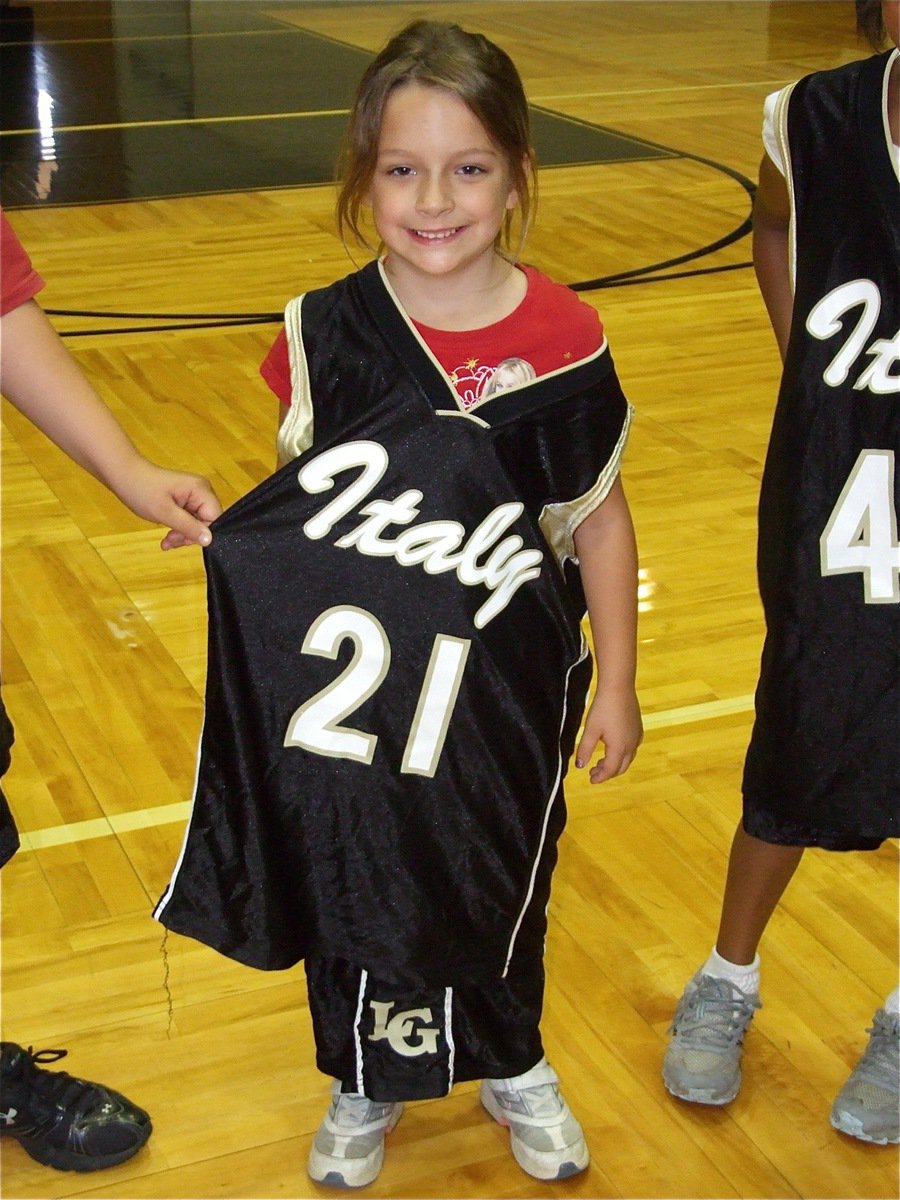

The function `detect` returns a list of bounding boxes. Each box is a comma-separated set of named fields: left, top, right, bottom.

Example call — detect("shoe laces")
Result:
left=12, top=1048, right=88, bottom=1108
left=670, top=977, right=760, bottom=1051
left=852, top=1009, right=900, bottom=1091
left=18, top=1047, right=68, bottom=1071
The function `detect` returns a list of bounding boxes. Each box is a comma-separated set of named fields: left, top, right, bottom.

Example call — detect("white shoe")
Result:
left=307, top=1081, right=403, bottom=1188
left=481, top=1057, right=589, bottom=1180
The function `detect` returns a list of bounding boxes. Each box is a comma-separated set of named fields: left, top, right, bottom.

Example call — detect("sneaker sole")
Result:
left=662, top=1080, right=739, bottom=1104
left=662, top=1069, right=740, bottom=1106
left=830, top=1110, right=900, bottom=1146
left=480, top=1086, right=589, bottom=1181
left=307, top=1143, right=385, bottom=1189
left=5, top=1124, right=152, bottom=1173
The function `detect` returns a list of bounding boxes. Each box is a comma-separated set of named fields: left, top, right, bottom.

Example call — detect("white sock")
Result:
left=700, top=947, right=761, bottom=996
left=883, top=986, right=900, bottom=1014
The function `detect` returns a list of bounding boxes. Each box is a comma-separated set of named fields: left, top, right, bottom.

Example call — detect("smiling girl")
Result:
left=156, top=20, right=641, bottom=1188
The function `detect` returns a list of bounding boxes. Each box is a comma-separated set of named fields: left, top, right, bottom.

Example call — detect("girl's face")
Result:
left=367, top=82, right=519, bottom=292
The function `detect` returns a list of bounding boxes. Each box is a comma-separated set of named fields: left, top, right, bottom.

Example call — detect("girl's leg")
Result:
left=663, top=822, right=802, bottom=1105
left=714, top=821, right=804, bottom=964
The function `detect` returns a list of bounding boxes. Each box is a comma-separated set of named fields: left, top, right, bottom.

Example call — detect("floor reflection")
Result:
left=0, top=0, right=672, bottom=208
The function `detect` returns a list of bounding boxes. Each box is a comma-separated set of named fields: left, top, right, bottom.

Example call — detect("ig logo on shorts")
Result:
left=368, top=1000, right=439, bottom=1057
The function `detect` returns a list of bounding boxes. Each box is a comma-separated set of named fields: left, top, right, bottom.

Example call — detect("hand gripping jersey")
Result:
left=742, top=50, right=900, bottom=848
left=156, top=261, right=631, bottom=983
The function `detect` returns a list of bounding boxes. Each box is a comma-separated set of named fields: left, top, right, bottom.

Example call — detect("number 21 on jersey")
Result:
left=283, top=605, right=471, bottom=777
left=820, top=449, right=900, bottom=603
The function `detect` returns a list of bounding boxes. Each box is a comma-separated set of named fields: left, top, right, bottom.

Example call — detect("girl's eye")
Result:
left=458, top=164, right=487, bottom=176
left=387, top=165, right=414, bottom=177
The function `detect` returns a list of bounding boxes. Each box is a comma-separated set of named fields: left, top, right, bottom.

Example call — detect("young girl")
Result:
left=663, top=0, right=899, bottom=1146
left=155, top=20, right=641, bottom=1186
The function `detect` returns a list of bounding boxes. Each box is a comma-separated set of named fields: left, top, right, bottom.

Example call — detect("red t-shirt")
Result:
left=0, top=209, right=45, bottom=316
left=260, top=264, right=603, bottom=409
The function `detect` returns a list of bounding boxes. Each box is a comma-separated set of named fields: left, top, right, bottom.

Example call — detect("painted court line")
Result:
left=3, top=109, right=349, bottom=138
left=18, top=694, right=755, bottom=849
left=642, top=693, right=755, bottom=730
left=21, top=801, right=192, bottom=851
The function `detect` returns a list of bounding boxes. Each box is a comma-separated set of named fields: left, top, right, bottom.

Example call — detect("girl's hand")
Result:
left=0, top=300, right=223, bottom=550
left=112, top=459, right=223, bottom=550
left=574, top=683, right=643, bottom=784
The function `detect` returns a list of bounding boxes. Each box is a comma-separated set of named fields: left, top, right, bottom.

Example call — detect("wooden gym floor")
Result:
left=1, top=2, right=897, bottom=1197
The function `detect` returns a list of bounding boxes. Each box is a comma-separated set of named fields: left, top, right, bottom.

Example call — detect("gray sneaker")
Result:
left=830, top=1008, right=900, bottom=1145
left=481, top=1058, right=589, bottom=1181
left=663, top=973, right=761, bottom=1105
left=307, top=1081, right=403, bottom=1188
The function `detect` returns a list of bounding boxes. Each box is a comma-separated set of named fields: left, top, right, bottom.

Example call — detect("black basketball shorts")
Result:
left=304, top=953, right=546, bottom=1102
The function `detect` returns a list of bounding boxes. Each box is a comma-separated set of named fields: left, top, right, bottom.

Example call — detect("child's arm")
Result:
left=572, top=476, right=643, bottom=783
left=0, top=300, right=222, bottom=549
left=752, top=152, right=793, bottom=361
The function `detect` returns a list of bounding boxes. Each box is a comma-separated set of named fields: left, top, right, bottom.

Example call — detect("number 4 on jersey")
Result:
left=820, top=449, right=900, bottom=603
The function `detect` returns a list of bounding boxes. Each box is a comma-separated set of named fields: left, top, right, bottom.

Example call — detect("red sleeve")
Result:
left=531, top=268, right=604, bottom=363
left=260, top=326, right=292, bottom=406
left=1, top=210, right=45, bottom=315
left=569, top=294, right=603, bottom=356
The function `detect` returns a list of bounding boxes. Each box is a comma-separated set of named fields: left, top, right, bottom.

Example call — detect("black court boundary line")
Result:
left=48, top=140, right=757, bottom=337
left=572, top=142, right=756, bottom=292
left=53, top=251, right=755, bottom=338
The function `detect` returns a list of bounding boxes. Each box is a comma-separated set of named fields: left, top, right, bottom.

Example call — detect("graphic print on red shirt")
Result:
left=261, top=263, right=603, bottom=409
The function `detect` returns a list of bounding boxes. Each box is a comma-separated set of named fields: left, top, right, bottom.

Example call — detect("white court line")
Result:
left=533, top=80, right=793, bottom=102
left=642, top=693, right=755, bottom=730
left=16, top=695, right=755, bottom=850
left=3, top=109, right=349, bottom=138
left=4, top=81, right=786, bottom=139
left=20, top=802, right=192, bottom=851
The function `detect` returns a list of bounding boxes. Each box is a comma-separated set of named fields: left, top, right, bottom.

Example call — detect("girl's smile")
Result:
left=411, top=228, right=464, bottom=240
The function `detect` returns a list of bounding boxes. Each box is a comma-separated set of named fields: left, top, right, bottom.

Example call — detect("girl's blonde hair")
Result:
left=336, top=20, right=536, bottom=257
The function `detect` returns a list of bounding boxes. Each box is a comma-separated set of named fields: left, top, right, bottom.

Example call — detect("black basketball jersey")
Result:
left=742, top=50, right=900, bottom=847
left=155, top=262, right=631, bottom=984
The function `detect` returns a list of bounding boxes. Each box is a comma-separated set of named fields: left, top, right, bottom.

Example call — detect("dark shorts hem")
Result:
left=742, top=814, right=888, bottom=852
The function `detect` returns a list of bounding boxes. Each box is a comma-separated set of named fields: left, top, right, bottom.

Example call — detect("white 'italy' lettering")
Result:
left=297, top=440, right=543, bottom=627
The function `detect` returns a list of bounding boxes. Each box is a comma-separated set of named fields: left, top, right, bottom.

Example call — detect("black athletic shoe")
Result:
left=0, top=1042, right=152, bottom=1171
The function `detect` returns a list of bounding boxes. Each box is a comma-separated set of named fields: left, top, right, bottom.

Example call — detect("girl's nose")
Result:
left=416, top=173, right=453, bottom=215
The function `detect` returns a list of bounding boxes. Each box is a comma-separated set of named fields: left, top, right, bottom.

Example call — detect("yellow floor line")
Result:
left=21, top=816, right=114, bottom=851
left=643, top=693, right=755, bottom=730
left=20, top=802, right=193, bottom=850
left=16, top=695, right=755, bottom=848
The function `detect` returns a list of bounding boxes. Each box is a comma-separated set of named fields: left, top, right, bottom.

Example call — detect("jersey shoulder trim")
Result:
left=276, top=294, right=315, bottom=464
